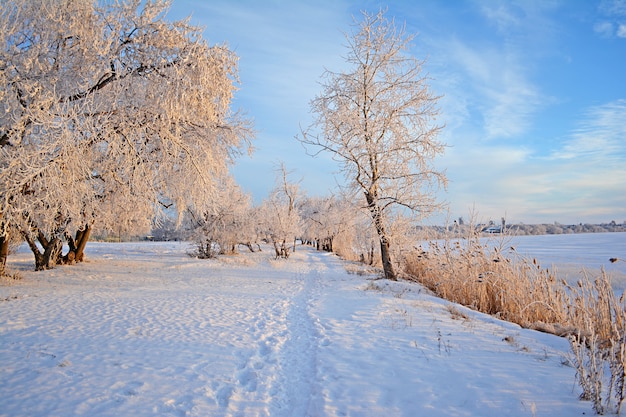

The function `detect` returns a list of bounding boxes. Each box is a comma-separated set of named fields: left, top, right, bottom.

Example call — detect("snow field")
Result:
left=1, top=241, right=592, bottom=416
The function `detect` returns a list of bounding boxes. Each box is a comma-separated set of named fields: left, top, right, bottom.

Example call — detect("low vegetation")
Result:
left=401, top=227, right=626, bottom=414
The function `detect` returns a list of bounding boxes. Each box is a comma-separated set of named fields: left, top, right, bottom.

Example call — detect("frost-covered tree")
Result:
left=300, top=10, right=446, bottom=280
left=259, top=164, right=302, bottom=259
left=300, top=194, right=353, bottom=253
left=0, top=0, right=252, bottom=270
left=187, top=176, right=256, bottom=258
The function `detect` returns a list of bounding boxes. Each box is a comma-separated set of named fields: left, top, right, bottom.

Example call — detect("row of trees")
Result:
left=2, top=5, right=447, bottom=282
left=187, top=10, right=446, bottom=281
left=508, top=222, right=626, bottom=235
left=183, top=165, right=378, bottom=263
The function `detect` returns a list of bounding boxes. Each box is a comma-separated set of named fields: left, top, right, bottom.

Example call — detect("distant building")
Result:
left=481, top=225, right=502, bottom=234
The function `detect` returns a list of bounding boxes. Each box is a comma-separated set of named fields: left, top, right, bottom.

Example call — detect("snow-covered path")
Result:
left=1, top=242, right=590, bottom=416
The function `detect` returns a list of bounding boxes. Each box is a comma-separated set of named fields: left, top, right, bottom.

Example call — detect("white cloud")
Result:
left=597, top=0, right=626, bottom=38
left=425, top=1, right=558, bottom=143
left=594, top=21, right=615, bottom=37
left=436, top=100, right=626, bottom=224
left=600, top=0, right=626, bottom=16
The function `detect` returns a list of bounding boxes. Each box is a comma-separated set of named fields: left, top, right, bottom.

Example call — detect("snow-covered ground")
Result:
left=2, top=235, right=621, bottom=416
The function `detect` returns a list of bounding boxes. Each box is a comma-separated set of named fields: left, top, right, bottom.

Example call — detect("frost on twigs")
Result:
left=0, top=0, right=253, bottom=270
left=298, top=9, right=446, bottom=281
left=186, top=176, right=257, bottom=259
left=258, top=164, right=301, bottom=260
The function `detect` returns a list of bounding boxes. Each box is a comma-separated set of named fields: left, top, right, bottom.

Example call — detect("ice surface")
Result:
left=486, top=232, right=626, bottom=293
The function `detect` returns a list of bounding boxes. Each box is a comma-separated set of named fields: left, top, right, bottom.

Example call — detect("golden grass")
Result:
left=400, top=229, right=626, bottom=414
left=402, top=235, right=570, bottom=330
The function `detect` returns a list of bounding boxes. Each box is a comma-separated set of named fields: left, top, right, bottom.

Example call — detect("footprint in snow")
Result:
left=238, top=368, right=258, bottom=392
left=215, top=383, right=234, bottom=408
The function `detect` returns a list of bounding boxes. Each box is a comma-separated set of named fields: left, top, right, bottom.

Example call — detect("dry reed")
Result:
left=400, top=227, right=626, bottom=414
left=402, top=234, right=569, bottom=330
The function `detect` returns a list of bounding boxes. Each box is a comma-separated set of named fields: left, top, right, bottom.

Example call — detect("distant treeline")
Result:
left=506, top=221, right=626, bottom=235
left=427, top=220, right=626, bottom=236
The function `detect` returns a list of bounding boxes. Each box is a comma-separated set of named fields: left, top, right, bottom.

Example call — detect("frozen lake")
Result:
left=486, top=232, right=626, bottom=293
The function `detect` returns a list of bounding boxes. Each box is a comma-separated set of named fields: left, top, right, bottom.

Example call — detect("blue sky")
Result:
left=169, top=0, right=626, bottom=225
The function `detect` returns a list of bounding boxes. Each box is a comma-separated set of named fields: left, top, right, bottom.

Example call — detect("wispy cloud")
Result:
left=439, top=38, right=543, bottom=141
left=600, top=0, right=626, bottom=16
left=436, top=87, right=626, bottom=223
left=551, top=99, right=626, bottom=161
left=478, top=2, right=526, bottom=33
left=425, top=2, right=560, bottom=143
left=594, top=21, right=616, bottom=37
left=179, top=0, right=350, bottom=108
left=484, top=100, right=626, bottom=223
left=593, top=20, right=626, bottom=38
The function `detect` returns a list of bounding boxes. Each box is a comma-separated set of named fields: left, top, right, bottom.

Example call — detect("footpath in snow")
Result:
left=0, top=242, right=590, bottom=416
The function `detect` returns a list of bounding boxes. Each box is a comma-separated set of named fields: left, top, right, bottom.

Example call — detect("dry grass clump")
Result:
left=401, top=229, right=626, bottom=414
left=565, top=273, right=626, bottom=415
left=0, top=269, right=22, bottom=283
left=402, top=235, right=569, bottom=329
left=344, top=262, right=382, bottom=277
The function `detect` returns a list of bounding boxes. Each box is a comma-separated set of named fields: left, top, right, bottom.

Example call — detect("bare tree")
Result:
left=0, top=0, right=252, bottom=270
left=299, top=10, right=446, bottom=280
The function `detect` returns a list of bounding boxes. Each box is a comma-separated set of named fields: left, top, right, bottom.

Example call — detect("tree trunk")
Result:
left=366, top=193, right=397, bottom=280
left=37, top=230, right=49, bottom=249
left=241, top=242, right=256, bottom=252
left=0, top=233, right=9, bottom=276
left=272, top=239, right=289, bottom=259
left=74, top=225, right=91, bottom=262
left=22, top=231, right=45, bottom=270
left=322, top=236, right=333, bottom=252
left=42, top=237, right=63, bottom=270
left=22, top=229, right=63, bottom=271
left=379, top=235, right=395, bottom=280
left=64, top=225, right=91, bottom=264
left=272, top=240, right=282, bottom=258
